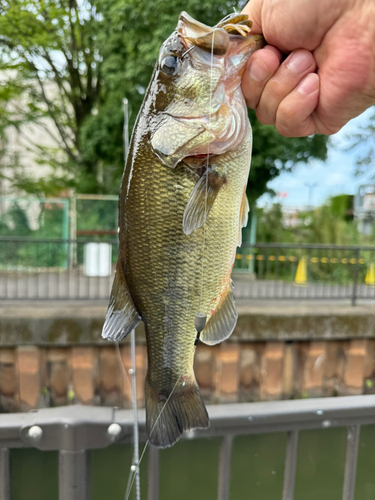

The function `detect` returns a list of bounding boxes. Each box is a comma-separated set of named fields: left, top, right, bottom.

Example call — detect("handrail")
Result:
left=0, top=396, right=374, bottom=500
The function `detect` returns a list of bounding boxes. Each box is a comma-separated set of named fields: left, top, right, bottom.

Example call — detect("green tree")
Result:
left=0, top=0, right=103, bottom=193
left=255, top=195, right=360, bottom=245
left=256, top=203, right=295, bottom=243
left=0, top=0, right=328, bottom=200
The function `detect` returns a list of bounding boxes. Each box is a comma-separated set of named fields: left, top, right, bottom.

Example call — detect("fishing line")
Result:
left=115, top=340, right=141, bottom=500
left=123, top=30, right=216, bottom=500
left=124, top=373, right=183, bottom=500
left=130, top=330, right=141, bottom=500
left=125, top=334, right=203, bottom=499
left=120, top=98, right=141, bottom=500
left=115, top=341, right=133, bottom=395
left=199, top=30, right=215, bottom=312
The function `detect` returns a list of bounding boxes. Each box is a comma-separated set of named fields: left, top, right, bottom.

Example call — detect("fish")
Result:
left=102, top=12, right=264, bottom=448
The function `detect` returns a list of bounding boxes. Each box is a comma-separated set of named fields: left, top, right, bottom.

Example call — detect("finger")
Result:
left=241, top=0, right=262, bottom=34
left=242, top=46, right=283, bottom=109
left=256, top=49, right=316, bottom=126
left=275, top=73, right=320, bottom=137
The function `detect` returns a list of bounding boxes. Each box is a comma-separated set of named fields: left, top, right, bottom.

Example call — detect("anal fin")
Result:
left=183, top=169, right=226, bottom=235
left=102, top=262, right=140, bottom=341
left=200, top=282, right=238, bottom=346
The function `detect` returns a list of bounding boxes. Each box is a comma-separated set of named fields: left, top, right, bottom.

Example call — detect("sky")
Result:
left=257, top=107, right=374, bottom=208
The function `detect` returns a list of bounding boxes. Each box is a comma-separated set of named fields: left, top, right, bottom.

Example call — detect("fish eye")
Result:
left=160, top=55, right=178, bottom=75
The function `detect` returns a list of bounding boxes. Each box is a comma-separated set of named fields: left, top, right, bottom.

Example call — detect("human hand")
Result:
left=241, top=0, right=375, bottom=137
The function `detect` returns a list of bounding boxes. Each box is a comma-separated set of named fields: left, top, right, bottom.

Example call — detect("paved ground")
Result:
left=1, top=269, right=375, bottom=302
left=1, top=297, right=374, bottom=317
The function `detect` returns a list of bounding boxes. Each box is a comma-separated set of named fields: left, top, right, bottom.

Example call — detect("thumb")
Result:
left=241, top=0, right=263, bottom=34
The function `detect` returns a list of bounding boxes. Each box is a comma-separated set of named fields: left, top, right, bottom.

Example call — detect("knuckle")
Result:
left=275, top=108, right=297, bottom=136
left=319, top=123, right=342, bottom=136
left=264, top=79, right=284, bottom=101
left=276, top=111, right=303, bottom=137
left=244, top=92, right=260, bottom=110
left=313, top=115, right=342, bottom=135
left=276, top=121, right=296, bottom=137
left=255, top=106, right=275, bottom=126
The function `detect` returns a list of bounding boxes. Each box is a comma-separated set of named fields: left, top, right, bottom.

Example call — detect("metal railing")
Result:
left=1, top=238, right=375, bottom=303
left=0, top=396, right=374, bottom=500
left=235, top=243, right=375, bottom=305
left=0, top=237, right=118, bottom=300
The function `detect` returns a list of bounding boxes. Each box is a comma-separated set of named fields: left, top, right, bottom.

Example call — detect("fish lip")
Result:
left=161, top=110, right=220, bottom=122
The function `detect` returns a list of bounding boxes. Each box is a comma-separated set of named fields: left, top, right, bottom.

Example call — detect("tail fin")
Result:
left=145, top=376, right=209, bottom=448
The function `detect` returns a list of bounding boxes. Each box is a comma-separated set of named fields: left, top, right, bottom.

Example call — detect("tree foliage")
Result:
left=256, top=195, right=362, bottom=245
left=350, top=107, right=375, bottom=177
left=0, top=0, right=329, bottom=201
left=0, top=0, right=102, bottom=192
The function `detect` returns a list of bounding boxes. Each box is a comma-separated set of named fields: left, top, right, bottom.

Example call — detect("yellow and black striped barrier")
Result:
left=235, top=253, right=375, bottom=285
left=235, top=254, right=366, bottom=265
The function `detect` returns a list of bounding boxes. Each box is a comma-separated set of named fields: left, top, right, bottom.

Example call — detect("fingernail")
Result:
left=248, top=59, right=269, bottom=82
left=288, top=51, right=312, bottom=74
left=298, top=73, right=319, bottom=94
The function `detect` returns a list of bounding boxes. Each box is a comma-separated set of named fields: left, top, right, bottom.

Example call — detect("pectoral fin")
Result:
left=102, top=262, right=140, bottom=341
left=241, top=191, right=249, bottom=228
left=183, top=169, right=226, bottom=235
left=200, top=282, right=238, bottom=346
left=238, top=190, right=249, bottom=247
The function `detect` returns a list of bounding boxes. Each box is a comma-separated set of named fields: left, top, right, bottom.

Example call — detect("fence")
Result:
left=0, top=237, right=118, bottom=300
left=1, top=239, right=375, bottom=303
left=0, top=195, right=118, bottom=240
left=235, top=243, right=375, bottom=305
left=0, top=395, right=374, bottom=500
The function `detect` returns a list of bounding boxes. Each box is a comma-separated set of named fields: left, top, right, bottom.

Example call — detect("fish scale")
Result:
left=102, top=11, right=264, bottom=448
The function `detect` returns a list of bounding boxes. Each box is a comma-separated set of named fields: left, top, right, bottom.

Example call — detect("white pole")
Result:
left=130, top=329, right=141, bottom=500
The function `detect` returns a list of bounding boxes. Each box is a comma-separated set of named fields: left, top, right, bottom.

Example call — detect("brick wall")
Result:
left=1, top=339, right=375, bottom=412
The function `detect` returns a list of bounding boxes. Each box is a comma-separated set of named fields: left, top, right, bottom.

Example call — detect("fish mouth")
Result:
left=177, top=11, right=255, bottom=56
left=150, top=13, right=264, bottom=168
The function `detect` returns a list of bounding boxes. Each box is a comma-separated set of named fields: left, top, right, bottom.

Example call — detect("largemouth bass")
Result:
left=102, top=12, right=264, bottom=448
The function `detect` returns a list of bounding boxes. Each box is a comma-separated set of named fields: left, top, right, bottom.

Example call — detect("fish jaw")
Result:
left=148, top=13, right=263, bottom=168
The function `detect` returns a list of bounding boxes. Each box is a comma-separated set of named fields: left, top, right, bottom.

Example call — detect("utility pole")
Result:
left=305, top=182, right=317, bottom=210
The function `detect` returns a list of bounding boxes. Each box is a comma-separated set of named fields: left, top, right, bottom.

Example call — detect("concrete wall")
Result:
left=0, top=339, right=374, bottom=413
left=1, top=301, right=375, bottom=412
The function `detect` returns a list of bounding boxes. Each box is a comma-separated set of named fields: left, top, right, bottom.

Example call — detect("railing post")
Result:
left=59, top=450, right=90, bottom=500
left=342, top=425, right=360, bottom=500
left=0, top=448, right=10, bottom=500
left=351, top=249, right=360, bottom=306
left=282, top=430, right=299, bottom=500
left=217, top=435, right=233, bottom=500
left=147, top=445, right=160, bottom=500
